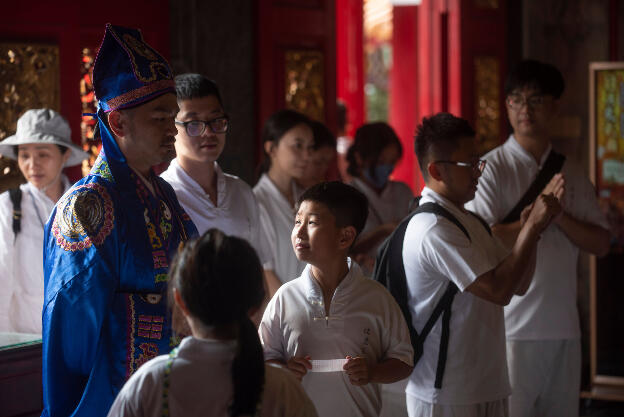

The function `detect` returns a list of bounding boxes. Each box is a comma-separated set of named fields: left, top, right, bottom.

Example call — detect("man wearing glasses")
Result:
left=160, top=73, right=276, bottom=300
left=466, top=60, right=610, bottom=416
left=403, top=112, right=561, bottom=416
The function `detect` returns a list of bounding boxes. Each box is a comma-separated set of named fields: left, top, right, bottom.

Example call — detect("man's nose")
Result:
left=166, top=118, right=177, bottom=136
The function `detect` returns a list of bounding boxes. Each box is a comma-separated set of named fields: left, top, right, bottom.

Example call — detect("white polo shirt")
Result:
left=403, top=187, right=510, bottom=405
left=259, top=260, right=414, bottom=417
left=0, top=177, right=70, bottom=334
left=253, top=173, right=306, bottom=283
left=107, top=336, right=318, bottom=417
left=350, top=178, right=414, bottom=238
left=465, top=135, right=609, bottom=340
left=161, top=159, right=271, bottom=265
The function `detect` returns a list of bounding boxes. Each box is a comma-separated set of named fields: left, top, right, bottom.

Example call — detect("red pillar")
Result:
left=336, top=0, right=365, bottom=137
left=390, top=5, right=424, bottom=193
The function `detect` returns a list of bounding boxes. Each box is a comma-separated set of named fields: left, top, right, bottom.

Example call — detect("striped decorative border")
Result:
left=105, top=79, right=175, bottom=111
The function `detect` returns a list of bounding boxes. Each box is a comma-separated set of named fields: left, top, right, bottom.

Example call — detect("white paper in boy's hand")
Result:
left=309, top=359, right=348, bottom=372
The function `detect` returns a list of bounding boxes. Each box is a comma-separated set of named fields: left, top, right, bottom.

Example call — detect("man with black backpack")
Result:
left=466, top=61, right=610, bottom=417
left=396, top=113, right=561, bottom=416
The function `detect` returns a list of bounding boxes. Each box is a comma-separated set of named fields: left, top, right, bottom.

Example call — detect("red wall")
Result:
left=336, top=0, right=364, bottom=138
left=390, top=5, right=424, bottom=193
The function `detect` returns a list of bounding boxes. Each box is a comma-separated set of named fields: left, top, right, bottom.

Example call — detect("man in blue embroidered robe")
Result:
left=41, top=24, right=198, bottom=416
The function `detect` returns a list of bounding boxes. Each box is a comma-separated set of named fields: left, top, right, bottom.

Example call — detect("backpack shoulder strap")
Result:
left=415, top=202, right=471, bottom=242
left=376, top=200, right=475, bottom=389
left=8, top=187, right=23, bottom=241
left=502, top=149, right=566, bottom=224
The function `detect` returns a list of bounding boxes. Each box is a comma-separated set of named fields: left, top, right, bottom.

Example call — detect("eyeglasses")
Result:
left=175, top=116, right=229, bottom=136
left=434, top=159, right=487, bottom=173
left=506, top=94, right=548, bottom=110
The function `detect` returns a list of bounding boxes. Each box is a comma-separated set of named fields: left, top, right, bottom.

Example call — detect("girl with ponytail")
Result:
left=108, top=229, right=318, bottom=417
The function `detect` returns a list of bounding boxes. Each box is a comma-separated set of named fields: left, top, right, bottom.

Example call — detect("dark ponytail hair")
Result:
left=169, top=229, right=266, bottom=416
left=346, top=122, right=403, bottom=178
left=258, top=109, right=312, bottom=176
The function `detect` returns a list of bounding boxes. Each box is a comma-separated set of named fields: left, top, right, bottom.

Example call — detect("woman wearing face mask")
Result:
left=0, top=109, right=88, bottom=334
left=253, top=110, right=314, bottom=294
left=346, top=122, right=413, bottom=273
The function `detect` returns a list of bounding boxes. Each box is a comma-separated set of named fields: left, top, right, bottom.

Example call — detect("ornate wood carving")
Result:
left=0, top=42, right=60, bottom=192
left=285, top=49, right=325, bottom=122
left=474, top=56, right=500, bottom=154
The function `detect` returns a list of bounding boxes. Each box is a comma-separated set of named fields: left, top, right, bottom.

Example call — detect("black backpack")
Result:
left=372, top=198, right=490, bottom=388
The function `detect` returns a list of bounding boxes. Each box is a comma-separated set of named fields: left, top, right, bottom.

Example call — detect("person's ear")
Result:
left=338, top=226, right=357, bottom=250
left=264, top=140, right=276, bottom=157
left=107, top=110, right=126, bottom=139
left=427, top=161, right=443, bottom=181
left=61, top=149, right=71, bottom=166
left=173, top=288, right=191, bottom=318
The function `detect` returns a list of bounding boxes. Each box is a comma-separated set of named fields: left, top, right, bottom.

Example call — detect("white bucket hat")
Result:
left=0, top=108, right=89, bottom=166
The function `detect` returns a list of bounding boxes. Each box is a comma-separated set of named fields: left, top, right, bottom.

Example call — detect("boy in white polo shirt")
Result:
left=260, top=181, right=414, bottom=417
left=404, top=113, right=562, bottom=417
left=160, top=74, right=279, bottom=291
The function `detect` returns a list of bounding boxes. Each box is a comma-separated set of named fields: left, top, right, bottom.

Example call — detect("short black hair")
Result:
left=414, top=112, right=475, bottom=179
left=504, top=60, right=565, bottom=99
left=174, top=73, right=224, bottom=105
left=346, top=122, right=403, bottom=177
left=310, top=120, right=337, bottom=150
left=296, top=181, right=368, bottom=236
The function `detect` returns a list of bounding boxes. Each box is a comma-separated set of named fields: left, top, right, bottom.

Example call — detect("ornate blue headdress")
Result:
left=93, top=24, right=175, bottom=113
left=90, top=24, right=176, bottom=172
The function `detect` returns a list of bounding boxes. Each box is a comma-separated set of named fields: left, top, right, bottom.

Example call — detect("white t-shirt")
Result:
left=259, top=260, right=414, bottom=417
left=107, top=336, right=318, bottom=417
left=253, top=174, right=306, bottom=283
left=465, top=135, right=609, bottom=340
left=351, top=178, right=414, bottom=238
left=161, top=160, right=271, bottom=264
left=403, top=187, right=510, bottom=405
left=0, top=178, right=70, bottom=334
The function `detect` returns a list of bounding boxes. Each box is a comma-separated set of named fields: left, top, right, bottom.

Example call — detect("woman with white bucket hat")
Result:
left=0, top=108, right=88, bottom=334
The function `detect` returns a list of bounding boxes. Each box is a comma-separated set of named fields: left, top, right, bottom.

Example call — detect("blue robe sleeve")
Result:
left=41, top=180, right=120, bottom=417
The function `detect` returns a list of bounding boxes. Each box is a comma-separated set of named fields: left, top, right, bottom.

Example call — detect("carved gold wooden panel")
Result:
left=80, top=47, right=99, bottom=176
left=0, top=42, right=60, bottom=191
left=474, top=56, right=500, bottom=154
left=285, top=50, right=325, bottom=122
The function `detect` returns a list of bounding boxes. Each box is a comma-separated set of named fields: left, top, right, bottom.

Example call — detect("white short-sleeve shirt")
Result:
left=161, top=160, right=271, bottom=265
left=350, top=178, right=414, bottom=238
left=107, top=336, right=318, bottom=417
left=259, top=260, right=414, bottom=417
left=403, top=187, right=510, bottom=405
left=0, top=178, right=70, bottom=334
left=253, top=174, right=306, bottom=283
left=465, top=135, right=609, bottom=340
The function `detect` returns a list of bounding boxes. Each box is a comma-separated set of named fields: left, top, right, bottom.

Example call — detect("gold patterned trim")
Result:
left=106, top=25, right=172, bottom=84
left=105, top=79, right=175, bottom=111
left=52, top=183, right=114, bottom=251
